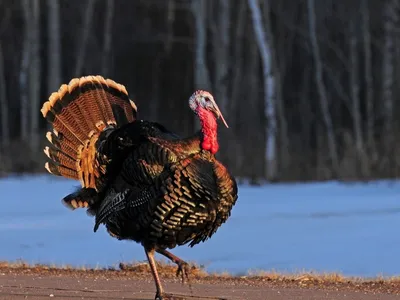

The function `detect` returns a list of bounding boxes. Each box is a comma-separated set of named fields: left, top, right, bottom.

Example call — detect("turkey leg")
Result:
left=145, top=247, right=164, bottom=300
left=156, top=249, right=191, bottom=284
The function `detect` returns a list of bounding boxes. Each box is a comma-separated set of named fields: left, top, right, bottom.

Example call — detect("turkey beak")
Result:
left=211, top=103, right=229, bottom=128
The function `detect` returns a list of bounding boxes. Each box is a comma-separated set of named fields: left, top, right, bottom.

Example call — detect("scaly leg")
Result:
left=145, top=247, right=164, bottom=300
left=156, top=249, right=191, bottom=285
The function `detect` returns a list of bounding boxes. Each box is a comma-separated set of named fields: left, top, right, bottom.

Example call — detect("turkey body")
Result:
left=93, top=120, right=238, bottom=250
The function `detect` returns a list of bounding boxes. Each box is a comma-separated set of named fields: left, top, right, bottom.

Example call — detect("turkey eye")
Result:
left=204, top=97, right=210, bottom=102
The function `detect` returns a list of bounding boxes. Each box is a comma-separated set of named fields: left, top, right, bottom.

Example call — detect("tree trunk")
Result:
left=230, top=1, right=246, bottom=113
left=20, top=0, right=31, bottom=142
left=248, top=0, right=277, bottom=181
left=307, top=0, right=339, bottom=175
left=191, top=0, right=212, bottom=90
left=101, top=0, right=114, bottom=76
left=0, top=43, right=9, bottom=150
left=191, top=0, right=211, bottom=131
left=149, top=54, right=162, bottom=121
left=229, top=1, right=246, bottom=175
left=299, top=66, right=312, bottom=176
left=47, top=0, right=61, bottom=95
left=210, top=0, right=231, bottom=164
left=74, top=0, right=97, bottom=76
left=381, top=0, right=399, bottom=167
left=246, top=27, right=261, bottom=180
left=263, top=0, right=289, bottom=177
left=361, top=0, right=375, bottom=154
left=349, top=18, right=366, bottom=177
left=165, top=0, right=175, bottom=54
left=211, top=0, right=230, bottom=115
left=29, top=0, right=41, bottom=153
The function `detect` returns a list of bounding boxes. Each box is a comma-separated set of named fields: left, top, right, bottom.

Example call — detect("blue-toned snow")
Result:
left=1, top=175, right=399, bottom=278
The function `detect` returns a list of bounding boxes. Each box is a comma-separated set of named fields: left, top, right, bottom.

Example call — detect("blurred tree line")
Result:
left=0, top=0, right=399, bottom=183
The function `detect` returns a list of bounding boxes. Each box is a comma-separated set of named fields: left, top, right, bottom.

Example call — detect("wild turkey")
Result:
left=41, top=75, right=238, bottom=300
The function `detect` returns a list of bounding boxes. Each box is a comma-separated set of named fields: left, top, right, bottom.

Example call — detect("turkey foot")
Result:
left=175, top=260, right=190, bottom=284
left=154, top=291, right=163, bottom=300
left=157, top=249, right=192, bottom=285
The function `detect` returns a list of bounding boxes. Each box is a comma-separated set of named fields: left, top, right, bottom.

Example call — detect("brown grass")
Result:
left=1, top=260, right=400, bottom=295
left=0, top=261, right=400, bottom=285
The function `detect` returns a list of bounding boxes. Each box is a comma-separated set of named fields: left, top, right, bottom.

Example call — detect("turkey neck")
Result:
left=197, top=107, right=219, bottom=154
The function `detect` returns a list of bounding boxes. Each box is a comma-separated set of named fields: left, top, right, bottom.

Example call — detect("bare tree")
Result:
left=245, top=26, right=262, bottom=179
left=262, top=0, right=289, bottom=175
left=191, top=0, right=211, bottom=92
left=381, top=0, right=399, bottom=156
left=19, top=0, right=42, bottom=152
left=361, top=0, right=375, bottom=153
left=229, top=1, right=247, bottom=174
left=101, top=0, right=114, bottom=75
left=307, top=0, right=339, bottom=174
left=211, top=0, right=230, bottom=115
left=191, top=0, right=212, bottom=131
left=47, top=0, right=61, bottom=95
left=230, top=1, right=246, bottom=112
left=349, top=18, right=365, bottom=175
left=75, top=0, right=97, bottom=76
left=20, top=0, right=31, bottom=142
left=248, top=0, right=277, bottom=180
left=29, top=0, right=41, bottom=153
left=165, top=0, right=175, bottom=54
left=149, top=54, right=162, bottom=121
left=209, top=0, right=234, bottom=166
left=0, top=43, right=8, bottom=150
left=299, top=66, right=312, bottom=159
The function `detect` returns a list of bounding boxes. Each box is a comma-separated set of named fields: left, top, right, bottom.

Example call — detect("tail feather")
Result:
left=44, top=161, right=77, bottom=179
left=45, top=130, right=77, bottom=160
left=44, top=146, right=76, bottom=170
left=61, top=187, right=98, bottom=211
left=41, top=75, right=137, bottom=191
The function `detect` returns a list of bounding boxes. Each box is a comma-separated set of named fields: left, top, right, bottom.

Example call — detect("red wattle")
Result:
left=198, top=108, right=219, bottom=154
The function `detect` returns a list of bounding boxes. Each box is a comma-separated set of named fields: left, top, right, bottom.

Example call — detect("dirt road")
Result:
left=0, top=264, right=399, bottom=300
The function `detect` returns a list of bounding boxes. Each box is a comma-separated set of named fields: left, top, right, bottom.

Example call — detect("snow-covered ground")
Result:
left=1, top=175, right=399, bottom=278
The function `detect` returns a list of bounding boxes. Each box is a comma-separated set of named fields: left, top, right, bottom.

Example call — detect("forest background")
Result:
left=0, top=0, right=398, bottom=184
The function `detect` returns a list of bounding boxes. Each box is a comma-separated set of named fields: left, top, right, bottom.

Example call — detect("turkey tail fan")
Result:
left=41, top=75, right=138, bottom=191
